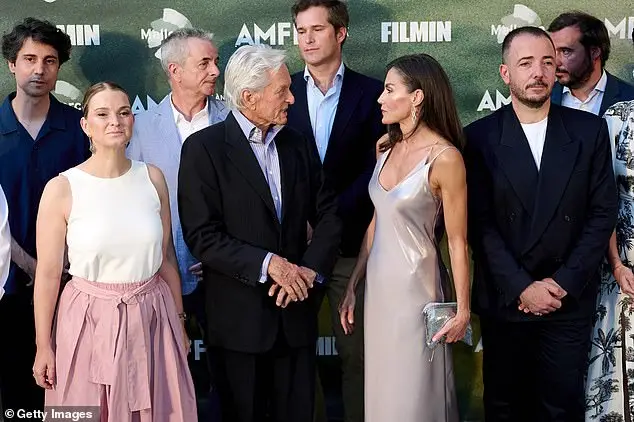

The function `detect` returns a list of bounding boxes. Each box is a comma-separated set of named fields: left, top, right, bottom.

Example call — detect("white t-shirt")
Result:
left=521, top=117, right=548, bottom=170
left=0, top=186, right=10, bottom=300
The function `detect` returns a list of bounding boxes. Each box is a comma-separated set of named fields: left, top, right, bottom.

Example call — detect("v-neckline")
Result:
left=377, top=144, right=435, bottom=193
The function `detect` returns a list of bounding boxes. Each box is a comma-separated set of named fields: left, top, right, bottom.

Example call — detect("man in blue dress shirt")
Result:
left=287, top=2, right=385, bottom=421
left=0, top=18, right=89, bottom=412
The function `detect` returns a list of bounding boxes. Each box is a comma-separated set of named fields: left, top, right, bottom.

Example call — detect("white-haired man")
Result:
left=178, top=44, right=341, bottom=422
left=128, top=28, right=228, bottom=307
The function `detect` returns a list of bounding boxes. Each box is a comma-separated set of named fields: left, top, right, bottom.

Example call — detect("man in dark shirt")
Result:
left=0, top=18, right=89, bottom=411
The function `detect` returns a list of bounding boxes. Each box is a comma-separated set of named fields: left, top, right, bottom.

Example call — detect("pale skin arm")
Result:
left=428, top=147, right=471, bottom=343
left=608, top=230, right=634, bottom=297
left=339, top=212, right=376, bottom=335
left=33, top=175, right=71, bottom=389
left=339, top=136, right=385, bottom=335
left=146, top=165, right=189, bottom=351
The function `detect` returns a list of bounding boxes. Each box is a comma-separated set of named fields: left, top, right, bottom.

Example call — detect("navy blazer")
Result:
left=551, top=71, right=634, bottom=116
left=464, top=104, right=617, bottom=322
left=287, top=66, right=384, bottom=257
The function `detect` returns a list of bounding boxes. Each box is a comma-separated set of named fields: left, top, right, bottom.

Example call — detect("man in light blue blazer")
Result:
left=129, top=28, right=228, bottom=299
left=128, top=27, right=228, bottom=355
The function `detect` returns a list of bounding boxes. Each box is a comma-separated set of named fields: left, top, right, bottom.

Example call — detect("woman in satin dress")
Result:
left=339, top=54, right=471, bottom=422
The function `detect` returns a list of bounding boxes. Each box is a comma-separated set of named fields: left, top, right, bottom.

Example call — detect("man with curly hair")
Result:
left=0, top=18, right=89, bottom=411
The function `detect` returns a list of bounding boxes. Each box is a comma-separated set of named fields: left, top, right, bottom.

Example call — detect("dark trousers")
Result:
left=183, top=282, right=207, bottom=336
left=314, top=256, right=365, bottom=422
left=183, top=282, right=223, bottom=422
left=480, top=315, right=592, bottom=422
left=209, top=331, right=315, bottom=422
left=0, top=292, right=43, bottom=412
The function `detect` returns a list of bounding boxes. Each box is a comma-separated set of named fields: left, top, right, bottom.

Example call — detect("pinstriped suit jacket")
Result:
left=178, top=113, right=342, bottom=353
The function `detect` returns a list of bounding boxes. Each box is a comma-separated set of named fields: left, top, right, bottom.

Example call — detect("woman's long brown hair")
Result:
left=379, top=54, right=464, bottom=153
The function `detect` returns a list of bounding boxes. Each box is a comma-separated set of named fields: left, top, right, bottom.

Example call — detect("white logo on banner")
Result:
left=53, top=80, right=83, bottom=110
left=142, top=8, right=193, bottom=59
left=477, top=89, right=512, bottom=112
left=56, top=25, right=100, bottom=46
left=188, top=336, right=338, bottom=360
left=604, top=17, right=634, bottom=39
left=131, top=95, right=160, bottom=114
left=130, top=93, right=225, bottom=114
left=491, top=4, right=544, bottom=44
left=235, top=23, right=298, bottom=47
left=380, top=21, right=452, bottom=43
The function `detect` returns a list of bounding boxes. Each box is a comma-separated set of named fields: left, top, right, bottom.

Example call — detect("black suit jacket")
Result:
left=464, top=104, right=617, bottom=321
left=178, top=113, right=342, bottom=353
left=287, top=67, right=384, bottom=257
left=551, top=71, right=634, bottom=116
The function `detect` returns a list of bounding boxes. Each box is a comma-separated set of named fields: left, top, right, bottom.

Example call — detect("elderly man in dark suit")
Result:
left=464, top=27, right=617, bottom=422
left=178, top=44, right=341, bottom=422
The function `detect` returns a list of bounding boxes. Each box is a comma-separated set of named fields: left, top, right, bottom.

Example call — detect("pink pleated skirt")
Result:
left=45, top=274, right=198, bottom=422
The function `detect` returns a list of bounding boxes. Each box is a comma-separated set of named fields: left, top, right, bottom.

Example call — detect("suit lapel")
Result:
left=291, top=75, right=315, bottom=143
left=275, top=129, right=296, bottom=223
left=599, top=72, right=619, bottom=117
left=224, top=114, right=279, bottom=222
left=155, top=96, right=186, bottom=162
left=494, top=107, right=539, bottom=216
left=551, top=82, right=563, bottom=106
left=523, top=106, right=579, bottom=253
left=325, top=67, right=361, bottom=165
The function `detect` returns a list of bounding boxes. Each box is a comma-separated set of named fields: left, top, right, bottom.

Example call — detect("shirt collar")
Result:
left=562, top=70, right=607, bottom=95
left=304, top=61, right=345, bottom=89
left=0, top=92, right=67, bottom=135
left=170, top=93, right=209, bottom=125
left=232, top=109, right=283, bottom=144
left=47, top=94, right=67, bottom=130
left=594, top=70, right=608, bottom=92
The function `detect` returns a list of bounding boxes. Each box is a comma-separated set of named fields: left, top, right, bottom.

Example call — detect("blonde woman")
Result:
left=32, top=82, right=196, bottom=421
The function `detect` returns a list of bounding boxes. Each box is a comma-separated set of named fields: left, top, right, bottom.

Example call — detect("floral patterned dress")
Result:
left=586, top=101, right=634, bottom=422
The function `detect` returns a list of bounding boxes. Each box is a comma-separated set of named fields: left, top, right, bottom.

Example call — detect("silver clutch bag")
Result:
left=422, top=302, right=473, bottom=351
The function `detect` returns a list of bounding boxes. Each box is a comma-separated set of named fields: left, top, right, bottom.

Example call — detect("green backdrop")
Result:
left=1, top=1, right=633, bottom=421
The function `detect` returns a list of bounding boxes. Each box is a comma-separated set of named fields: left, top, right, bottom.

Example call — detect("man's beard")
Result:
left=21, top=79, right=52, bottom=98
left=510, top=81, right=551, bottom=109
left=558, top=51, right=593, bottom=89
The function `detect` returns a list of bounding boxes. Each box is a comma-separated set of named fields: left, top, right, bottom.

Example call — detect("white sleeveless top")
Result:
left=62, top=161, right=163, bottom=283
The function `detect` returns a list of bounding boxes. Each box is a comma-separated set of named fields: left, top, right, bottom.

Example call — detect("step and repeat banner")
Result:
left=1, top=1, right=633, bottom=420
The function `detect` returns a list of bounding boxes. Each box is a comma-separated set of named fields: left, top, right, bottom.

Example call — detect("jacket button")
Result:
left=508, top=212, right=516, bottom=222
left=564, top=215, right=571, bottom=222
